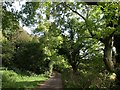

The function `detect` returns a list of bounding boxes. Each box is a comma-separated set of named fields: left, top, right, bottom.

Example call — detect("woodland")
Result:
left=0, top=1, right=120, bottom=89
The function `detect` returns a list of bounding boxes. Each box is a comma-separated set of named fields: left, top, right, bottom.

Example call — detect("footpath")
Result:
left=34, top=72, right=63, bottom=90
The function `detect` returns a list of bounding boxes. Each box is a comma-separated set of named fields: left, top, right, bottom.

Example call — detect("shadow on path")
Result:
left=34, top=72, right=63, bottom=90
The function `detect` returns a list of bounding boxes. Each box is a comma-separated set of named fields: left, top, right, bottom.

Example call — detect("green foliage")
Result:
left=2, top=40, right=15, bottom=67
left=2, top=70, right=18, bottom=88
left=2, top=3, right=19, bottom=40
left=2, top=69, right=48, bottom=89
left=53, top=56, right=71, bottom=73
left=2, top=2, right=120, bottom=89
left=18, top=2, right=40, bottom=26
left=14, top=41, right=48, bottom=74
left=62, top=57, right=116, bottom=88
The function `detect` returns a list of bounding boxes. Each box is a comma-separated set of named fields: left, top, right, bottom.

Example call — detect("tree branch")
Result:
left=64, top=4, right=86, bottom=21
left=64, top=3, right=103, bottom=42
left=110, top=29, right=117, bottom=38
left=65, top=4, right=96, bottom=38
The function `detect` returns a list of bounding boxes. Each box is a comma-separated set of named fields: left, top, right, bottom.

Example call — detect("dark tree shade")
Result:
left=85, top=2, right=98, bottom=5
left=114, top=34, right=120, bottom=53
left=114, top=34, right=120, bottom=63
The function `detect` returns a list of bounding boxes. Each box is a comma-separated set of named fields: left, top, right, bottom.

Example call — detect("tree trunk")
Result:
left=69, top=58, right=78, bottom=72
left=104, top=45, right=114, bottom=71
left=103, top=36, right=115, bottom=71
left=71, top=51, right=79, bottom=73
left=71, top=64, right=78, bottom=72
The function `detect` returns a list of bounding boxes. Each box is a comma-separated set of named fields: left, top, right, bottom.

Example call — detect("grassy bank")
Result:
left=1, top=69, right=48, bottom=90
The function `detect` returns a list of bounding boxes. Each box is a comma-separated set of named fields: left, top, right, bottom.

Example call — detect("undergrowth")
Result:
left=61, top=59, right=116, bottom=89
left=1, top=69, right=48, bottom=90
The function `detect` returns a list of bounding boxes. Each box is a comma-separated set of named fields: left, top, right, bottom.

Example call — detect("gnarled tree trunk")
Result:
left=104, top=44, right=114, bottom=71
left=103, top=35, right=115, bottom=71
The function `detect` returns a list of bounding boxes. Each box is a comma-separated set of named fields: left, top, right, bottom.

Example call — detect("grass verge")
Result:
left=1, top=69, right=48, bottom=90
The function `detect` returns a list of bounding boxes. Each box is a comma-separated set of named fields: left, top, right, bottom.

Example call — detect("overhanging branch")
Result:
left=64, top=4, right=86, bottom=21
left=110, top=29, right=117, bottom=38
left=63, top=3, right=102, bottom=42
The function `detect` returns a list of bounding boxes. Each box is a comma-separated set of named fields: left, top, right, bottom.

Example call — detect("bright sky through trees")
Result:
left=12, top=1, right=35, bottom=34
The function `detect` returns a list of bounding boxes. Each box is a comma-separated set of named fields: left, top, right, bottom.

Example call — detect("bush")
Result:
left=2, top=40, right=16, bottom=67
left=14, top=42, right=49, bottom=74
left=2, top=70, right=18, bottom=88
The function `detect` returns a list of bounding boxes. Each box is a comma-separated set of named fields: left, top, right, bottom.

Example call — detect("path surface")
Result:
left=34, top=72, right=63, bottom=90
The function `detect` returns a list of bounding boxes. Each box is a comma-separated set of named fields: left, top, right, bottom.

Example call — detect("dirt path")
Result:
left=34, top=72, right=63, bottom=90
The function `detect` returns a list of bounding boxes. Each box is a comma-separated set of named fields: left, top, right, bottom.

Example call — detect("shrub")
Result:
left=14, top=42, right=49, bottom=74
left=2, top=40, right=16, bottom=67
left=2, top=70, right=18, bottom=88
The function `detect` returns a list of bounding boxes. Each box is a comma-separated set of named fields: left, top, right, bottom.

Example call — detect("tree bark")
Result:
left=71, top=63, right=78, bottom=72
left=104, top=45, right=114, bottom=71
left=103, top=36, right=115, bottom=71
left=68, top=52, right=78, bottom=73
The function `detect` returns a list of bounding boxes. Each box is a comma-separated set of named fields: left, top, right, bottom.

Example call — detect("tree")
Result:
left=2, top=2, right=41, bottom=70
left=63, top=2, right=120, bottom=71
left=2, top=2, right=19, bottom=40
left=41, top=2, right=119, bottom=72
left=20, top=2, right=120, bottom=72
left=57, top=18, right=96, bottom=72
left=34, top=21, right=64, bottom=74
left=14, top=41, right=47, bottom=74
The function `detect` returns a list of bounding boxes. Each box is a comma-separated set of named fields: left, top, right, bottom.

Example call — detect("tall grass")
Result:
left=1, top=69, right=48, bottom=90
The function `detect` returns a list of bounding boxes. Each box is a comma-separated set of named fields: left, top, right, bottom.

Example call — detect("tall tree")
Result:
left=57, top=18, right=96, bottom=72
left=46, top=2, right=120, bottom=71
left=57, top=2, right=119, bottom=71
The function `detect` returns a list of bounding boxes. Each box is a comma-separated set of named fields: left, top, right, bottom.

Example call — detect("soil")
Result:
left=34, top=72, right=63, bottom=90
